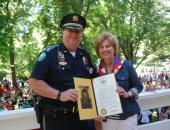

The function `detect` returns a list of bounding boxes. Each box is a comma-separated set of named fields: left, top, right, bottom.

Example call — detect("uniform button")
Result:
left=62, top=68, right=64, bottom=70
left=122, top=77, right=124, bottom=79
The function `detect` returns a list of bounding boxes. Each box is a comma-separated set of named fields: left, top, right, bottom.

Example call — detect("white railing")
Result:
left=0, top=89, right=170, bottom=130
left=137, top=89, right=170, bottom=130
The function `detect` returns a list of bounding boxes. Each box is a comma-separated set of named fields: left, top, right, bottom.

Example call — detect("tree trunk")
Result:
left=10, top=41, right=17, bottom=87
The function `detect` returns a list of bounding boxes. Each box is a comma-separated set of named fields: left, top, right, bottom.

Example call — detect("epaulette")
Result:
left=45, top=44, right=59, bottom=52
left=79, top=47, right=86, bottom=52
left=79, top=47, right=90, bottom=56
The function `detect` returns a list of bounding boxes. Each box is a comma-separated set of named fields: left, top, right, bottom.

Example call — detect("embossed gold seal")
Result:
left=101, top=108, right=107, bottom=115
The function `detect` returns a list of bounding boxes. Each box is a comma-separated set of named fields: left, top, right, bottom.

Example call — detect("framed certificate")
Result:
left=74, top=73, right=123, bottom=120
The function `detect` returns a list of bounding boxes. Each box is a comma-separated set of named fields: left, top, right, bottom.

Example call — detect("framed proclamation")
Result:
left=74, top=73, right=123, bottom=120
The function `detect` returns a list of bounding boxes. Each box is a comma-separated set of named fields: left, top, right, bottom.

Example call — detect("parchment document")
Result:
left=93, top=73, right=123, bottom=116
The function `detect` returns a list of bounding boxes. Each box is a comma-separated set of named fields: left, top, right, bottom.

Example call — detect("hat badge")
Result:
left=72, top=15, right=78, bottom=22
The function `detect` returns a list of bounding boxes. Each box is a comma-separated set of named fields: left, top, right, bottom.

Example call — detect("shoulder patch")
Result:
left=38, top=52, right=46, bottom=61
left=46, top=44, right=59, bottom=52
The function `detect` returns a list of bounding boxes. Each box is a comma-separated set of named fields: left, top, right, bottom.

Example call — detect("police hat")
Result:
left=60, top=13, right=87, bottom=31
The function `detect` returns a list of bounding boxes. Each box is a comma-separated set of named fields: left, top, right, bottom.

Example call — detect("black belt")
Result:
left=43, top=104, right=78, bottom=117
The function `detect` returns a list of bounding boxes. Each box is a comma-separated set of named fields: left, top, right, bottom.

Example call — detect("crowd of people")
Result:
left=137, top=68, right=170, bottom=125
left=0, top=69, right=169, bottom=124
left=0, top=78, right=37, bottom=111
left=0, top=69, right=169, bottom=126
left=139, top=68, right=170, bottom=91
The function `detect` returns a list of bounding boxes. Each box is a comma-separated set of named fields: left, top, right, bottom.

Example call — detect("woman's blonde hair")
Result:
left=95, top=32, right=119, bottom=57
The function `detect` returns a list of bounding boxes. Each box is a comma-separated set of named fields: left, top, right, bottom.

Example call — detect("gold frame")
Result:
left=74, top=77, right=97, bottom=120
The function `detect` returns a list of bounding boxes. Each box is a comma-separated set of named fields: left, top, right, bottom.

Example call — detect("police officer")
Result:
left=29, top=13, right=98, bottom=130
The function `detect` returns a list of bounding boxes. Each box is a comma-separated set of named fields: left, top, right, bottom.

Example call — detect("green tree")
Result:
left=0, top=0, right=169, bottom=83
left=86, top=0, right=170, bottom=68
left=0, top=0, right=32, bottom=86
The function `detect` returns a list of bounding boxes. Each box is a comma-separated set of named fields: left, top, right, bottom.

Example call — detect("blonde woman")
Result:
left=94, top=32, right=143, bottom=130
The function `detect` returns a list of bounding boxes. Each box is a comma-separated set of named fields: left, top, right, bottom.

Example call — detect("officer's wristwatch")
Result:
left=128, top=91, right=133, bottom=98
left=56, top=91, right=62, bottom=101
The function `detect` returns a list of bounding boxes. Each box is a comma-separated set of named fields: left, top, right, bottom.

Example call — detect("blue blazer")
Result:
left=110, top=60, right=143, bottom=120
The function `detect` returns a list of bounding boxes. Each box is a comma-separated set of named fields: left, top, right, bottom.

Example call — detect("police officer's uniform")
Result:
left=30, top=13, right=98, bottom=130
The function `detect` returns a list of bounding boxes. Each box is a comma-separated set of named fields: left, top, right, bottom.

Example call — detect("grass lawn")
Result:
left=152, top=109, right=158, bottom=122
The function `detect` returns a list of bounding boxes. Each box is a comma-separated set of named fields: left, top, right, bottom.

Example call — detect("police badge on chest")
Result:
left=58, top=51, right=67, bottom=65
left=83, top=56, right=93, bottom=74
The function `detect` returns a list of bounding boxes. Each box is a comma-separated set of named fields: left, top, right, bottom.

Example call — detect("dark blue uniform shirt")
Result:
left=30, top=43, right=98, bottom=107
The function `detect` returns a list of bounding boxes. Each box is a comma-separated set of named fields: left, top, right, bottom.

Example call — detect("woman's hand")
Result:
left=94, top=115, right=106, bottom=130
left=94, top=119, right=102, bottom=130
left=116, top=87, right=129, bottom=98
left=96, top=115, right=106, bottom=121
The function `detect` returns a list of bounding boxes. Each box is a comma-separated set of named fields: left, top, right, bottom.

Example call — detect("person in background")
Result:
left=3, top=81, right=11, bottom=100
left=145, top=81, right=155, bottom=92
left=157, top=107, right=163, bottom=121
left=141, top=82, right=146, bottom=93
left=17, top=96, right=23, bottom=109
left=22, top=97, right=30, bottom=108
left=16, top=87, right=23, bottom=98
left=22, top=88, right=30, bottom=99
left=5, top=100, right=13, bottom=110
left=163, top=106, right=170, bottom=119
left=0, top=82, right=4, bottom=97
left=155, top=81, right=165, bottom=90
left=139, top=110, right=152, bottom=125
left=0, top=101, right=7, bottom=111
left=10, top=86, right=17, bottom=98
left=29, top=13, right=98, bottom=130
left=16, top=77, right=20, bottom=88
left=20, top=79, right=26, bottom=88
left=94, top=32, right=143, bottom=130
left=165, top=79, right=170, bottom=89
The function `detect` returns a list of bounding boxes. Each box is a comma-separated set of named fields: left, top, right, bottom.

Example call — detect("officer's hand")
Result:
left=60, top=89, right=78, bottom=102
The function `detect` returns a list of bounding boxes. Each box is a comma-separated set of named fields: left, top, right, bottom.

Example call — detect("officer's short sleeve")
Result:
left=30, top=51, right=50, bottom=80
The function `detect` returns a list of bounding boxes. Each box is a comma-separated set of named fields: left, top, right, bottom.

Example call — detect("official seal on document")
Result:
left=101, top=108, right=107, bottom=115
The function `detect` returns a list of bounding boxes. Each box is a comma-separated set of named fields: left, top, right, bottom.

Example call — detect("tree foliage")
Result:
left=0, top=0, right=169, bottom=83
left=86, top=0, right=170, bottom=67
